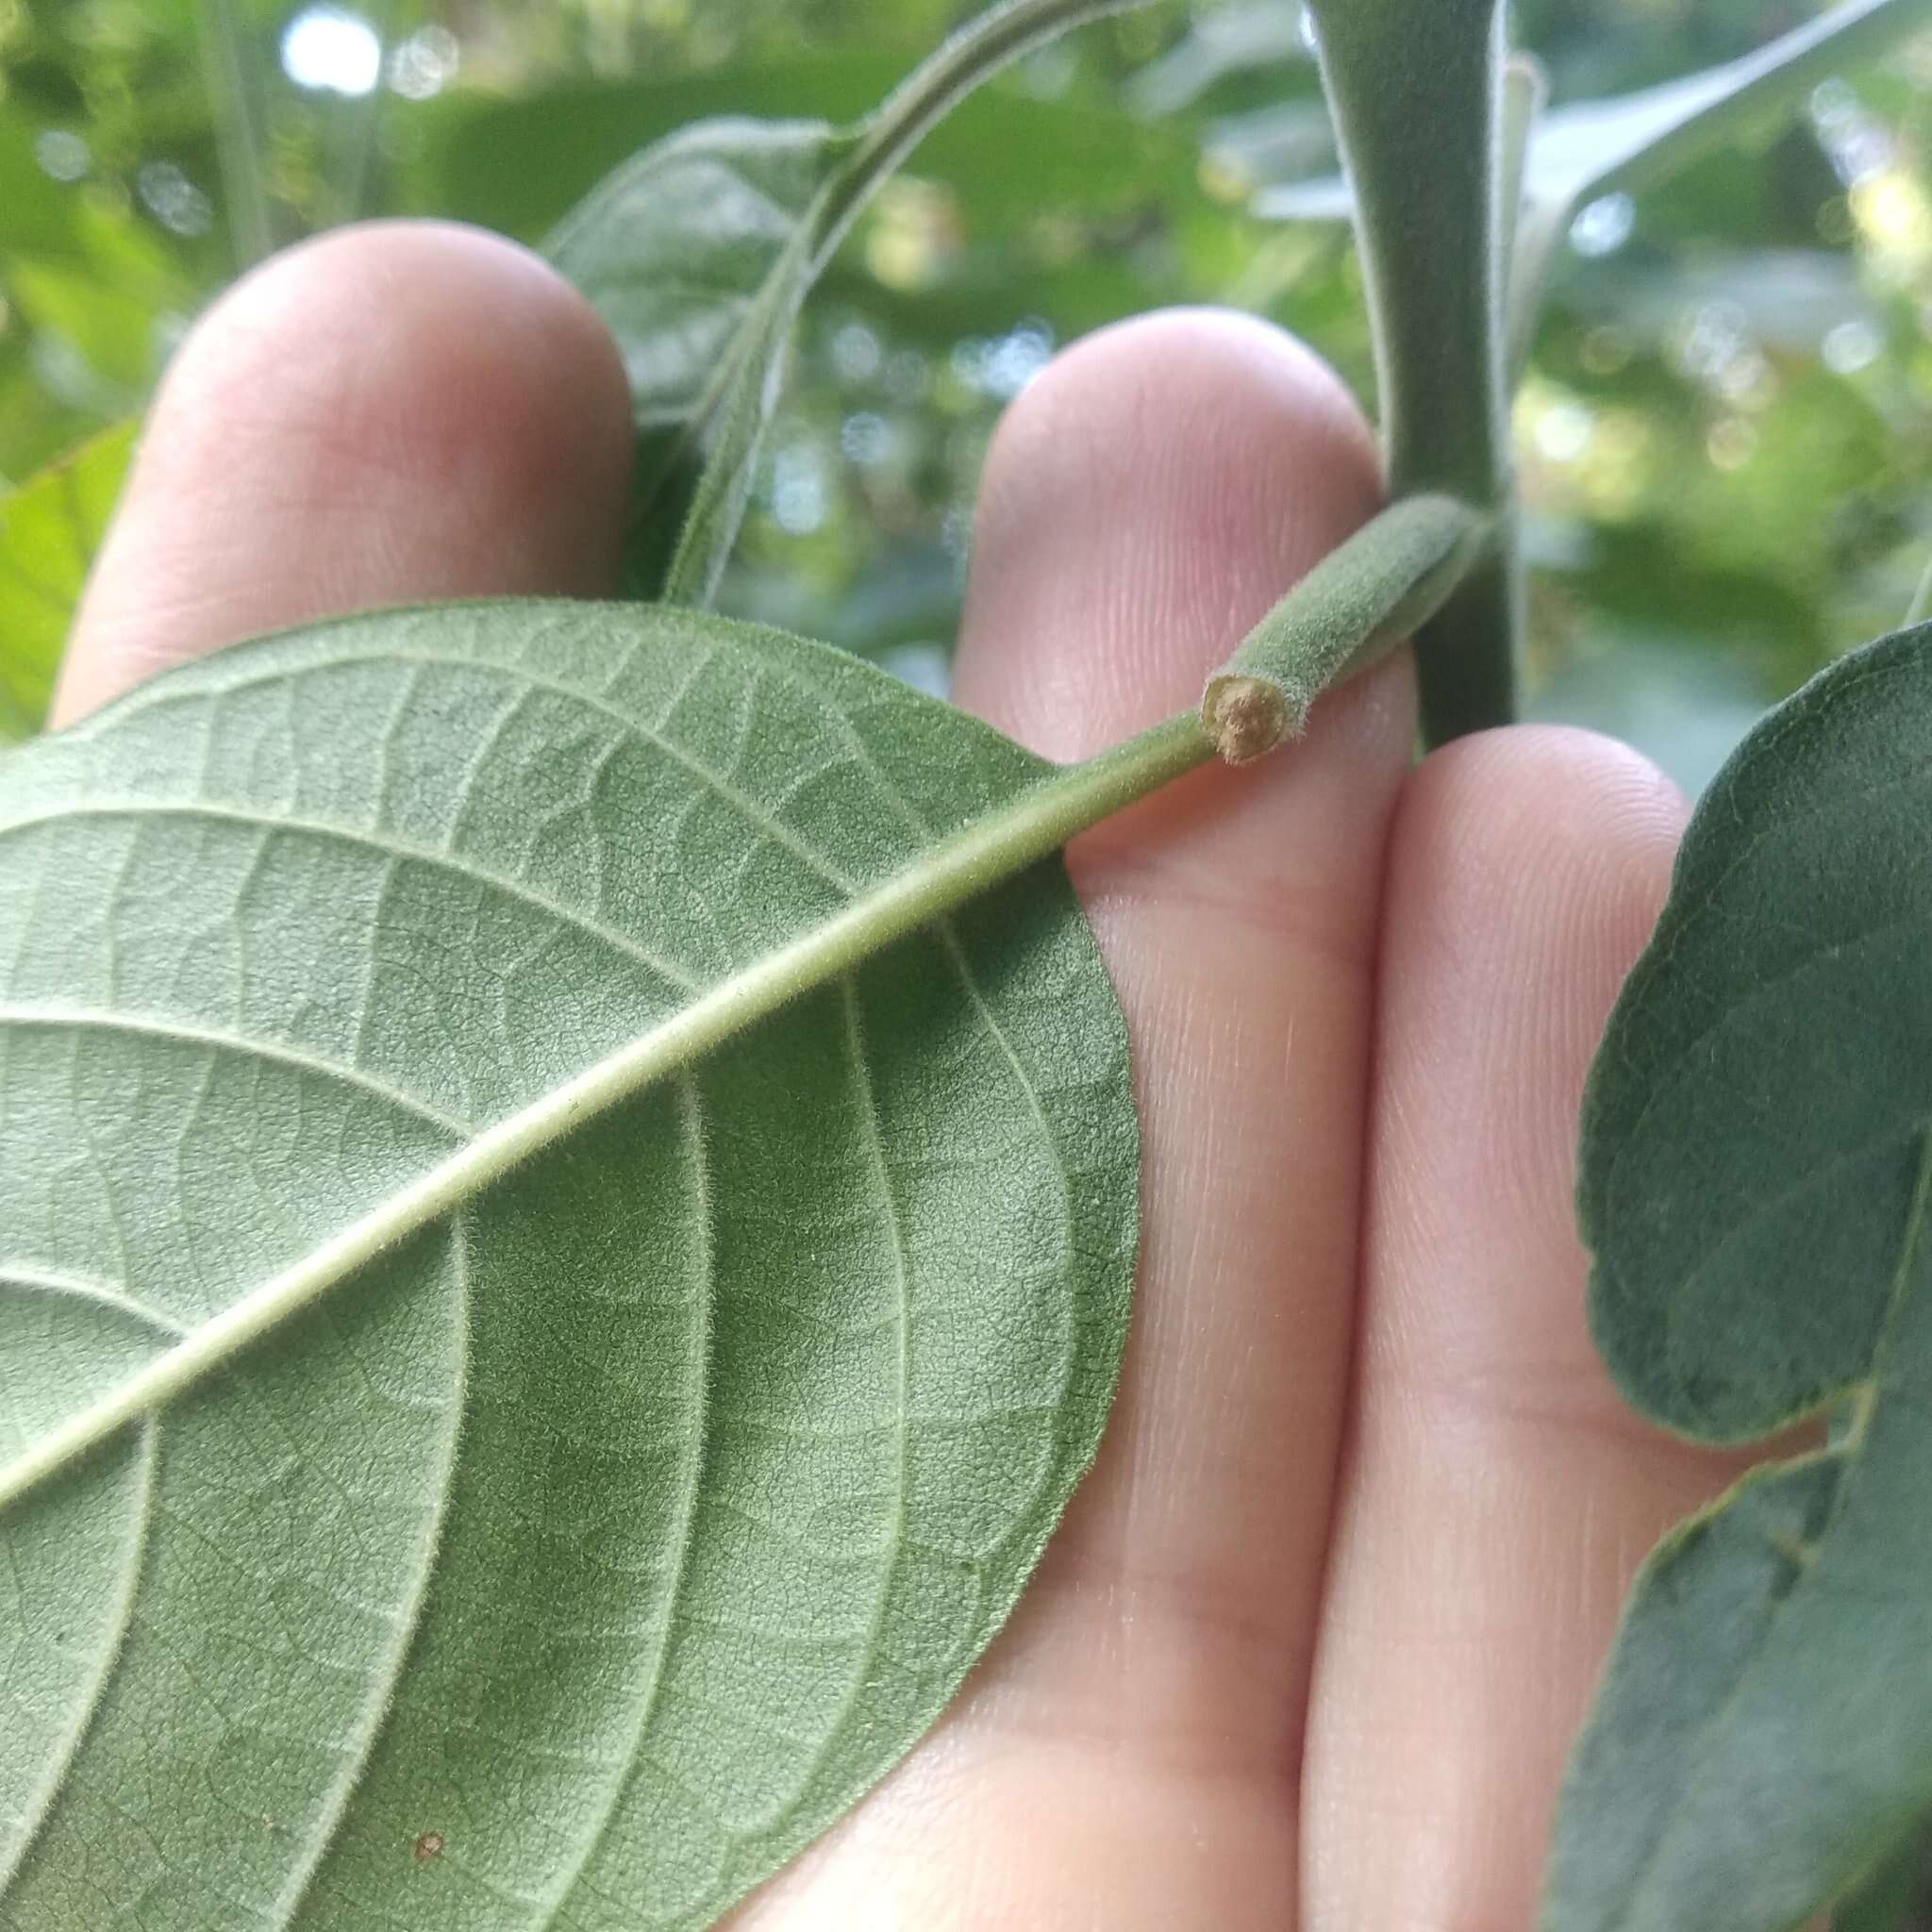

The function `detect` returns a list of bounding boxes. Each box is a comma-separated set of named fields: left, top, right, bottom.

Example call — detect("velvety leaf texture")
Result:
left=1544, top=624, right=1932, bottom=1932
left=0, top=600, right=1136, bottom=1928
left=0, top=422, right=135, bottom=741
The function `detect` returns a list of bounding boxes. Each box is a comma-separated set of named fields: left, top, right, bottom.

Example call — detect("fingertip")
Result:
left=57, top=220, right=631, bottom=724
left=1392, top=724, right=1689, bottom=1029
left=1376, top=723, right=1691, bottom=1317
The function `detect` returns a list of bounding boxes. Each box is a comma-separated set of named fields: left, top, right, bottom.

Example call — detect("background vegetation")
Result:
left=3, top=0, right=1929, bottom=787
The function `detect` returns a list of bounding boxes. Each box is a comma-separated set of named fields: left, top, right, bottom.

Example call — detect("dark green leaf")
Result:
left=544, top=118, right=850, bottom=441
left=0, top=598, right=1137, bottom=1928
left=1545, top=624, right=1932, bottom=1932
left=541, top=114, right=843, bottom=602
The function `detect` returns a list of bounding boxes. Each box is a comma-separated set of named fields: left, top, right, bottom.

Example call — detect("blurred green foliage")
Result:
left=2, top=0, right=1929, bottom=783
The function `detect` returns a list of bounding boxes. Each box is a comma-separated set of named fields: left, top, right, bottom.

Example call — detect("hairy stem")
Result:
left=1203, top=493, right=1486, bottom=761
left=0, top=494, right=1476, bottom=1513
left=1305, top=0, right=1515, bottom=745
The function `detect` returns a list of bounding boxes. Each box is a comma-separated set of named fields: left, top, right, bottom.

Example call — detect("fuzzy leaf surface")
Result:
left=1544, top=625, right=1932, bottom=1932
left=0, top=599, right=1136, bottom=1929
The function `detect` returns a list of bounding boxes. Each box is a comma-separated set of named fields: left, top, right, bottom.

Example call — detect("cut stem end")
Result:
left=1202, top=675, right=1298, bottom=765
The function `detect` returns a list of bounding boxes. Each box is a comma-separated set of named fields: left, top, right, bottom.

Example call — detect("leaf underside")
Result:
left=1545, top=624, right=1932, bottom=1932
left=0, top=600, right=1137, bottom=1929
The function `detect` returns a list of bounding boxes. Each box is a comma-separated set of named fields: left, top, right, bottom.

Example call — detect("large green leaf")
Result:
left=0, top=599, right=1137, bottom=1929
left=0, top=420, right=136, bottom=742
left=1544, top=624, right=1932, bottom=1932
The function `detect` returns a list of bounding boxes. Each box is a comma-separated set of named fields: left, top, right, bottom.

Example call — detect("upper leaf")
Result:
left=541, top=0, right=1160, bottom=604
left=543, top=118, right=848, bottom=440
left=1505, top=0, right=1924, bottom=363
left=0, top=421, right=135, bottom=742
left=1544, top=624, right=1932, bottom=1931
left=0, top=599, right=1137, bottom=1928
left=543, top=118, right=843, bottom=601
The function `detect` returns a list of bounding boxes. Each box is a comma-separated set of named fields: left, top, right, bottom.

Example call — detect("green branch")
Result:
left=1303, top=0, right=1515, bottom=746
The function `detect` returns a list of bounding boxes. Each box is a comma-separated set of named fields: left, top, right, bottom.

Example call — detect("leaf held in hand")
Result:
left=0, top=600, right=1137, bottom=1929
left=1544, top=624, right=1932, bottom=1932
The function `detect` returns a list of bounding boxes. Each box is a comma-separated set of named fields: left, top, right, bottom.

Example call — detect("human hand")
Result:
left=55, top=221, right=1758, bottom=1929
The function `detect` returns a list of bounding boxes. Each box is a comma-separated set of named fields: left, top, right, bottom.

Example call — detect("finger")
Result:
left=54, top=219, right=630, bottom=725
left=1303, top=727, right=1755, bottom=1927
left=741, top=310, right=1414, bottom=1924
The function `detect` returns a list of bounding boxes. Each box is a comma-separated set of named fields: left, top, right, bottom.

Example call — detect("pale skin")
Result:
left=56, top=221, right=1767, bottom=1929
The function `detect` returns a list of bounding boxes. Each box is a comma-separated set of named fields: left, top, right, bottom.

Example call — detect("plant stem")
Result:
left=0, top=494, right=1477, bottom=1514
left=198, top=0, right=275, bottom=271
left=1305, top=0, right=1515, bottom=745
left=1204, top=492, right=1486, bottom=759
